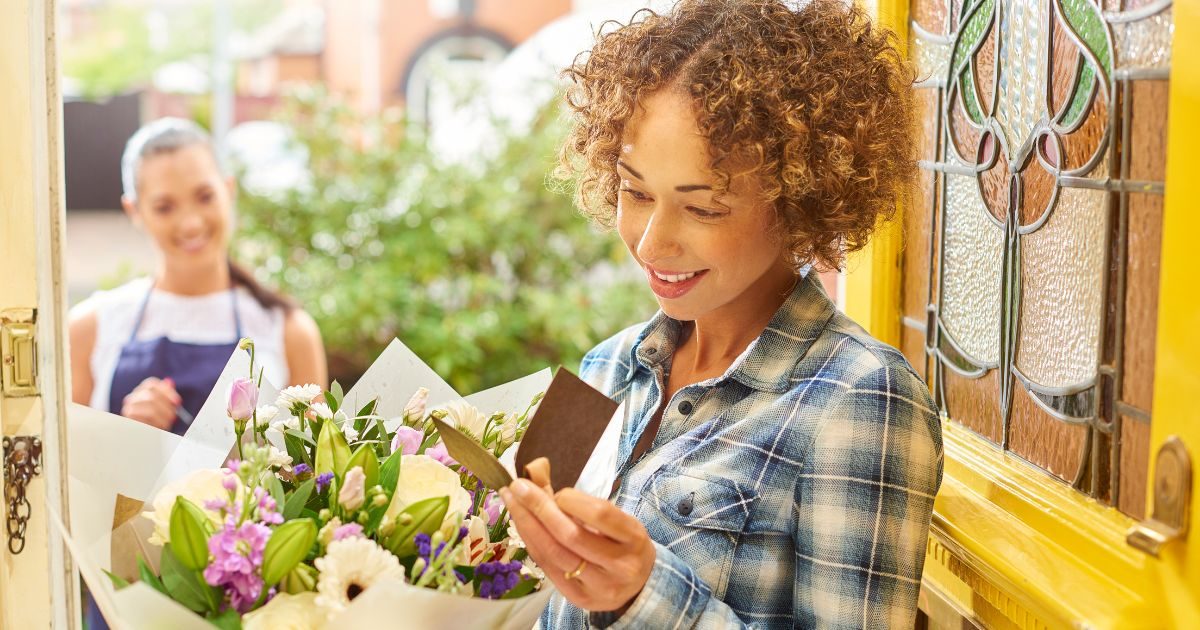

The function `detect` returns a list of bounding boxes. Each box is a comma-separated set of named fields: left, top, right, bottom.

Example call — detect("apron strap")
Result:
left=230, top=285, right=244, bottom=339
left=126, top=281, right=155, bottom=344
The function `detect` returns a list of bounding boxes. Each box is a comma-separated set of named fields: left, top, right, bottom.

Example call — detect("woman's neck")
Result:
left=154, top=258, right=231, bottom=296
left=677, top=263, right=799, bottom=375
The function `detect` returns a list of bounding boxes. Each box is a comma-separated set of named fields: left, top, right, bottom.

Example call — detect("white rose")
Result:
left=142, top=469, right=241, bottom=546
left=385, top=455, right=471, bottom=523
left=439, top=400, right=488, bottom=441
left=243, top=592, right=325, bottom=630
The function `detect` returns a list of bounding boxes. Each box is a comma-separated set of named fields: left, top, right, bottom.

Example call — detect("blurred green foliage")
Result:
left=236, top=88, right=655, bottom=392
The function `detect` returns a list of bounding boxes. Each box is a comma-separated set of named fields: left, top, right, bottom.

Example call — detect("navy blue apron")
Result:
left=107, top=283, right=243, bottom=435
left=86, top=283, right=243, bottom=629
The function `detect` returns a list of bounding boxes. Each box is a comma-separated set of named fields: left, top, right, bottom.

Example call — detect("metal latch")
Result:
left=3, top=436, right=42, bottom=554
left=1127, top=436, right=1191, bottom=556
left=1, top=308, right=38, bottom=397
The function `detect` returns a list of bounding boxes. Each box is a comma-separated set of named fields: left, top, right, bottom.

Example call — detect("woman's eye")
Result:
left=197, top=191, right=214, bottom=204
left=619, top=188, right=651, bottom=203
left=688, top=207, right=726, bottom=219
left=154, top=204, right=172, bottom=215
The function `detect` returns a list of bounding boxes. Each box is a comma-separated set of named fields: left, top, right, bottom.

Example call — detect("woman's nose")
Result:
left=176, top=208, right=206, bottom=235
left=636, top=206, right=682, bottom=264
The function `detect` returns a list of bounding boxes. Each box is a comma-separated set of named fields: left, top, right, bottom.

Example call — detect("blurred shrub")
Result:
left=236, top=88, right=654, bottom=392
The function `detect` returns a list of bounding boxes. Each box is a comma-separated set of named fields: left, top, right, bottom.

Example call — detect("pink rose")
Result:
left=391, top=426, right=423, bottom=455
left=226, top=377, right=258, bottom=422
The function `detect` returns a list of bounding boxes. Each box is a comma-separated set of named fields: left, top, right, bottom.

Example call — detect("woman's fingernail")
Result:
left=499, top=488, right=512, bottom=503
left=511, top=480, right=531, bottom=498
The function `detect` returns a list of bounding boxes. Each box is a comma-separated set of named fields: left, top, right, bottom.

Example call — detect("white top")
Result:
left=79, top=277, right=290, bottom=412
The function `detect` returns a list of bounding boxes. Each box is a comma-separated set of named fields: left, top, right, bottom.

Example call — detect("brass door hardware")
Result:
left=3, top=435, right=42, bottom=554
left=1, top=308, right=38, bottom=397
left=1127, top=437, right=1191, bottom=556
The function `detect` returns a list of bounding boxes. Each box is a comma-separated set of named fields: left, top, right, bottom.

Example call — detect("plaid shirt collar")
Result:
left=619, top=270, right=836, bottom=394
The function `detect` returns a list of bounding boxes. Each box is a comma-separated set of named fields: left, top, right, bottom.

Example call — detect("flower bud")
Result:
left=226, top=377, right=258, bottom=422
left=372, top=494, right=389, bottom=508
left=318, top=508, right=332, bottom=523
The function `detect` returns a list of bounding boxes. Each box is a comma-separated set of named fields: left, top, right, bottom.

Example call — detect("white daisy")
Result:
left=255, top=404, right=279, bottom=426
left=308, top=402, right=334, bottom=421
left=266, top=445, right=292, bottom=469
left=277, top=384, right=322, bottom=411
left=438, top=400, right=488, bottom=441
left=314, top=537, right=405, bottom=613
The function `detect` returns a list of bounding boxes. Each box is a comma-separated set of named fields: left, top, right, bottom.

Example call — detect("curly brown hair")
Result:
left=559, top=0, right=916, bottom=270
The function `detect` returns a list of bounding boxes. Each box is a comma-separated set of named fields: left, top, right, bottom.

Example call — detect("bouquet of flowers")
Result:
left=63, top=338, right=594, bottom=630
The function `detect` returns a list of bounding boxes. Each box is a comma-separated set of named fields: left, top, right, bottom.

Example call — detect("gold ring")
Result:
left=564, top=559, right=588, bottom=580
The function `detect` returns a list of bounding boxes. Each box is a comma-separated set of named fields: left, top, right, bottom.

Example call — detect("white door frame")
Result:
left=1, top=0, right=77, bottom=627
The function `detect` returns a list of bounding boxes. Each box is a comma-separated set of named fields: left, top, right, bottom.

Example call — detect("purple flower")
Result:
left=332, top=523, right=363, bottom=541
left=475, top=560, right=523, bottom=599
left=203, top=518, right=271, bottom=612
left=293, top=463, right=311, bottom=476
left=390, top=426, right=423, bottom=455
left=226, top=378, right=258, bottom=422
left=426, top=442, right=457, bottom=468
left=315, top=472, right=334, bottom=493
left=481, top=491, right=502, bottom=527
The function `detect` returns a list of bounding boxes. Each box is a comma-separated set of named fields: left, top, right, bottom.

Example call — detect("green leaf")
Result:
left=208, top=609, right=243, bottom=630
left=384, top=496, right=448, bottom=557
left=500, top=577, right=539, bottom=600
left=160, top=544, right=217, bottom=613
left=344, top=444, right=380, bottom=489
left=138, top=556, right=168, bottom=596
left=380, top=448, right=403, bottom=494
left=284, top=431, right=312, bottom=466
left=169, top=497, right=211, bottom=571
left=285, top=428, right=316, bottom=447
left=283, top=479, right=315, bottom=520
left=268, top=475, right=286, bottom=513
left=104, top=570, right=130, bottom=590
left=315, top=418, right=351, bottom=478
left=262, top=519, right=318, bottom=586
left=327, top=381, right=344, bottom=414
left=356, top=399, right=378, bottom=420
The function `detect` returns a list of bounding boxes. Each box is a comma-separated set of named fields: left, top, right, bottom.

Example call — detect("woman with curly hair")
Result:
left=499, top=0, right=942, bottom=627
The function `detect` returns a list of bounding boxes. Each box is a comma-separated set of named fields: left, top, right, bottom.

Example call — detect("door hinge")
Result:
left=3, top=435, right=43, bottom=554
left=1127, top=436, right=1191, bottom=557
left=1, top=308, right=38, bottom=397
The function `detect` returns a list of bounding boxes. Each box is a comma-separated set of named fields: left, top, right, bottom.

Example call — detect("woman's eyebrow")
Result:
left=618, top=160, right=713, bottom=192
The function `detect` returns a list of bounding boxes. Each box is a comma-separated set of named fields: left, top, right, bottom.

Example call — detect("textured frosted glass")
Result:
left=913, top=31, right=951, bottom=83
left=942, top=174, right=1003, bottom=366
left=1113, top=9, right=1175, bottom=69
left=995, top=0, right=1048, bottom=150
left=1014, top=186, right=1108, bottom=389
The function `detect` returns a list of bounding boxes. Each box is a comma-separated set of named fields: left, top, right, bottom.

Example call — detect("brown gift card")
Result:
left=432, top=367, right=618, bottom=491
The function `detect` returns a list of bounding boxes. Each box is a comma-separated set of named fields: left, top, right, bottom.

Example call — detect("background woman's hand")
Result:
left=500, top=479, right=655, bottom=615
left=120, top=376, right=180, bottom=430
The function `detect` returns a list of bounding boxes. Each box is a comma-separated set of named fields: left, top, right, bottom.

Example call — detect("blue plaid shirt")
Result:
left=542, top=272, right=943, bottom=629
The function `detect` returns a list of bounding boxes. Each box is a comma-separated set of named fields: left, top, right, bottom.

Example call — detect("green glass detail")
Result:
left=961, top=67, right=984, bottom=124
left=950, top=0, right=995, bottom=79
left=1062, top=62, right=1095, bottom=128
left=1059, top=0, right=1113, bottom=78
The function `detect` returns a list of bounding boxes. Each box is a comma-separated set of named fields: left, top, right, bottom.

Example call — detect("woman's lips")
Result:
left=645, top=267, right=709, bottom=300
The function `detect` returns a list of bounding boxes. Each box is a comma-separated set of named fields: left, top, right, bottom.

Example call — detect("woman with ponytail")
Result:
left=69, top=118, right=326, bottom=436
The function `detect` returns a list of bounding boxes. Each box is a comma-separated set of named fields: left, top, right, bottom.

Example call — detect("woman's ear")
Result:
left=120, top=195, right=141, bottom=227
left=225, top=175, right=238, bottom=202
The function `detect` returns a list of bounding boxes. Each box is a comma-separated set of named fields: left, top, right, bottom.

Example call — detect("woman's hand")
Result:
left=120, top=377, right=180, bottom=430
left=500, top=479, right=655, bottom=615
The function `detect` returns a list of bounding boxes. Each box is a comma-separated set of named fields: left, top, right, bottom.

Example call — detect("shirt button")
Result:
left=677, top=400, right=693, bottom=415
left=645, top=347, right=657, bottom=355
left=677, top=495, right=694, bottom=516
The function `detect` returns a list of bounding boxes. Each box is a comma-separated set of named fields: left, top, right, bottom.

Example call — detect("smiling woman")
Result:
left=67, top=118, right=327, bottom=437
left=498, top=1, right=942, bottom=628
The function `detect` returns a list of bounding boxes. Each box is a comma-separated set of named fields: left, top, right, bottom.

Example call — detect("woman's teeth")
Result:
left=654, top=270, right=698, bottom=283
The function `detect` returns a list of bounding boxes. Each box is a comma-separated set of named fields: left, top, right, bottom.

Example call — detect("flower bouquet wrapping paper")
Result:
left=63, top=339, right=624, bottom=630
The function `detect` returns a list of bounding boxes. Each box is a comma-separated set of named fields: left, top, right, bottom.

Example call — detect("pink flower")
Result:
left=403, top=387, right=430, bottom=422
left=332, top=523, right=363, bottom=541
left=482, top=491, right=503, bottom=527
left=390, top=426, right=423, bottom=455
left=204, top=518, right=271, bottom=612
left=426, top=442, right=457, bottom=468
left=338, top=466, right=366, bottom=511
left=226, top=378, right=258, bottom=422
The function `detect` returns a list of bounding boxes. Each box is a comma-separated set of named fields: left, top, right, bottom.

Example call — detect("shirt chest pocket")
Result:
left=641, top=469, right=756, bottom=595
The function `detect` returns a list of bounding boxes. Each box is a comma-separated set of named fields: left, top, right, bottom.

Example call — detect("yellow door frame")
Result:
left=846, top=0, right=1200, bottom=626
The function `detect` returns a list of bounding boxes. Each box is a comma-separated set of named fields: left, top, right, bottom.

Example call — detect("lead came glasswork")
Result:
left=1014, top=186, right=1108, bottom=389
left=909, top=0, right=1173, bottom=510
left=942, top=174, right=1003, bottom=366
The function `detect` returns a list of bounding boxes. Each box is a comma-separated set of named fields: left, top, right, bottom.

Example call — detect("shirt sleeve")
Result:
left=792, top=364, right=943, bottom=629
left=588, top=541, right=752, bottom=629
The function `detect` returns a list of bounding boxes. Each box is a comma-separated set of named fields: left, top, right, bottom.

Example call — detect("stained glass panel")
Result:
left=901, top=0, right=1173, bottom=516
